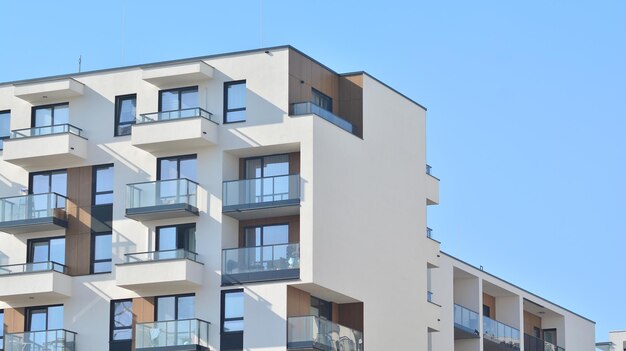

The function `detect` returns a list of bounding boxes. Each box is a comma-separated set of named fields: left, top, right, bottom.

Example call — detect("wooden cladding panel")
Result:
left=338, top=303, right=364, bottom=332
left=65, top=166, right=93, bottom=276
left=523, top=311, right=542, bottom=336
left=288, top=152, right=300, bottom=175
left=132, top=297, right=155, bottom=351
left=4, top=308, right=25, bottom=333
left=287, top=286, right=311, bottom=317
left=238, top=215, right=300, bottom=246
left=288, top=50, right=340, bottom=115
left=483, top=293, right=496, bottom=319
left=338, top=74, right=364, bottom=137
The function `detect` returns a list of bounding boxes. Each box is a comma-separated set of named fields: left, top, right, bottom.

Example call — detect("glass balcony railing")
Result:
left=126, top=178, right=198, bottom=211
left=426, top=164, right=432, bottom=175
left=222, top=243, right=300, bottom=284
left=287, top=316, right=364, bottom=351
left=427, top=291, right=434, bottom=302
left=11, top=124, right=83, bottom=139
left=454, top=304, right=480, bottom=336
left=138, top=107, right=218, bottom=125
left=223, top=174, right=300, bottom=212
left=291, top=102, right=354, bottom=134
left=0, top=193, right=67, bottom=224
left=124, top=249, right=200, bottom=263
left=135, top=318, right=210, bottom=350
left=426, top=227, right=433, bottom=239
left=4, top=329, right=77, bottom=351
left=0, top=261, right=68, bottom=275
left=524, top=333, right=565, bottom=351
left=483, top=316, right=520, bottom=349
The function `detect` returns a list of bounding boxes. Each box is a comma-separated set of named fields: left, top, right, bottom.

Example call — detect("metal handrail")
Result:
left=11, top=123, right=83, bottom=138
left=138, top=107, right=218, bottom=125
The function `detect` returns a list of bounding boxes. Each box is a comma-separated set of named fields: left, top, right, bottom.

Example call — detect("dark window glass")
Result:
left=156, top=295, right=195, bottom=321
left=92, top=233, right=112, bottom=273
left=0, top=110, right=10, bottom=150
left=32, top=103, right=69, bottom=127
left=244, top=154, right=289, bottom=179
left=312, top=88, right=332, bottom=112
left=0, top=309, right=4, bottom=350
left=30, top=170, right=67, bottom=196
left=159, top=87, right=198, bottom=112
left=310, top=296, right=332, bottom=320
left=28, top=237, right=65, bottom=265
left=115, top=95, right=136, bottom=136
left=111, top=300, right=132, bottom=341
left=158, top=155, right=197, bottom=182
left=94, top=164, right=114, bottom=205
left=483, top=305, right=491, bottom=318
left=157, top=224, right=196, bottom=253
left=222, top=290, right=244, bottom=332
left=244, top=224, right=288, bottom=247
left=27, top=305, right=63, bottom=331
left=224, top=81, right=246, bottom=123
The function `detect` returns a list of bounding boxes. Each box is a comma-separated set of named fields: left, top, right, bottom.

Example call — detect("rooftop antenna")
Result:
left=78, top=55, right=82, bottom=72
left=259, top=0, right=263, bottom=47
left=120, top=0, right=126, bottom=64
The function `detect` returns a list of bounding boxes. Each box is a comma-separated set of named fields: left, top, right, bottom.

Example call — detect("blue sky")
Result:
left=1, top=0, right=624, bottom=341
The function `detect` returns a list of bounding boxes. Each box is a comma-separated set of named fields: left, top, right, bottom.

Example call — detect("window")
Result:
left=26, top=305, right=63, bottom=331
left=0, top=110, right=10, bottom=150
left=30, top=170, right=67, bottom=196
left=158, top=154, right=197, bottom=182
left=28, top=237, right=65, bottom=267
left=157, top=224, right=196, bottom=257
left=32, top=103, right=69, bottom=127
left=312, top=88, right=332, bottom=112
left=244, top=224, right=288, bottom=247
left=115, top=94, right=136, bottom=136
left=159, top=86, right=198, bottom=112
left=0, top=309, right=4, bottom=350
left=92, top=233, right=112, bottom=273
left=221, top=289, right=244, bottom=332
left=110, top=300, right=133, bottom=342
left=244, top=154, right=289, bottom=179
left=93, top=164, right=114, bottom=205
left=483, top=305, right=491, bottom=318
left=155, top=294, right=195, bottom=321
left=224, top=80, right=246, bottom=123
left=310, top=296, right=332, bottom=320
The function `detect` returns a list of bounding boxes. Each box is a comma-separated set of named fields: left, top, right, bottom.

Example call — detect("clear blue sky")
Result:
left=1, top=0, right=623, bottom=341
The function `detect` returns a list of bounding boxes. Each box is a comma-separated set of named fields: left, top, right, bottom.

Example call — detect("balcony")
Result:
left=454, top=304, right=480, bottom=339
left=4, top=329, right=77, bottom=351
left=116, top=249, right=203, bottom=294
left=222, top=174, right=300, bottom=220
left=0, top=193, right=68, bottom=234
left=287, top=316, right=363, bottom=351
left=425, top=164, right=439, bottom=205
left=14, top=78, right=84, bottom=103
left=142, top=61, right=214, bottom=87
left=483, top=316, right=520, bottom=351
left=135, top=318, right=210, bottom=351
left=291, top=102, right=354, bottom=134
left=424, top=228, right=440, bottom=268
left=2, top=124, right=88, bottom=170
left=131, top=108, right=218, bottom=152
left=524, top=334, right=564, bottom=351
left=126, top=178, right=199, bottom=221
left=426, top=292, right=441, bottom=332
left=0, top=261, right=72, bottom=304
left=222, top=243, right=300, bottom=285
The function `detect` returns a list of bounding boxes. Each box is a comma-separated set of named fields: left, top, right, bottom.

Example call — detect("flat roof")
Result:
left=0, top=45, right=427, bottom=111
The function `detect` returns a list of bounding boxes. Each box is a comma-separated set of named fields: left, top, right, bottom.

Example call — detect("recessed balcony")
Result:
left=222, top=243, right=300, bottom=285
left=454, top=304, right=480, bottom=340
left=425, top=164, right=439, bottom=205
left=426, top=293, right=441, bottom=332
left=13, top=78, right=84, bottom=103
left=116, top=249, right=203, bottom=294
left=425, top=229, right=440, bottom=268
left=291, top=102, right=354, bottom=134
left=287, top=316, right=364, bottom=351
left=524, top=333, right=564, bottom=351
left=142, top=61, right=214, bottom=87
left=222, top=174, right=300, bottom=220
left=131, top=108, right=219, bottom=152
left=2, top=124, right=87, bottom=170
left=4, top=329, right=77, bottom=351
left=0, top=261, right=72, bottom=304
left=0, top=193, right=68, bottom=234
left=126, top=178, right=199, bottom=221
left=135, top=318, right=210, bottom=351
left=484, top=316, right=521, bottom=351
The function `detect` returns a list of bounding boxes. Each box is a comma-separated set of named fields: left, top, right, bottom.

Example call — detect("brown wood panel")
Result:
left=4, top=308, right=25, bottom=333
left=287, top=286, right=311, bottom=317
left=339, top=74, right=364, bottom=137
left=289, top=152, right=300, bottom=175
left=483, top=293, right=496, bottom=319
left=524, top=311, right=542, bottom=336
left=338, top=303, right=364, bottom=332
left=65, top=166, right=94, bottom=276
left=331, top=303, right=339, bottom=323
left=238, top=215, right=300, bottom=246
left=132, top=297, right=155, bottom=351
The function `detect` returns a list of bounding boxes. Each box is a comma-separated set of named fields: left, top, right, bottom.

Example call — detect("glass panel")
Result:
left=179, top=158, right=197, bottom=182
left=244, top=227, right=261, bottom=247
left=51, top=172, right=67, bottom=196
left=126, top=179, right=197, bottom=209
left=0, top=310, right=3, bottom=349
left=49, top=238, right=65, bottom=265
left=222, top=175, right=300, bottom=208
left=53, top=105, right=69, bottom=125
left=28, top=309, right=47, bottom=331
left=113, top=328, right=132, bottom=341
left=183, top=226, right=196, bottom=253
left=34, top=107, right=53, bottom=127
left=31, top=242, right=49, bottom=263
left=287, top=316, right=363, bottom=350
left=223, top=320, right=244, bottom=332
left=180, top=89, right=198, bottom=109
left=263, top=154, right=289, bottom=177
left=32, top=174, right=50, bottom=194
left=47, top=306, right=63, bottom=330
left=226, top=110, right=246, bottom=123
left=135, top=319, right=209, bottom=349
left=157, top=297, right=176, bottom=321
left=96, top=166, right=114, bottom=193
left=95, top=193, right=113, bottom=205
left=227, top=83, right=246, bottom=110
left=224, top=292, right=244, bottom=319
left=94, top=234, right=112, bottom=260
left=158, top=227, right=177, bottom=251
left=177, top=296, right=195, bottom=320
left=262, top=224, right=289, bottom=245
left=94, top=261, right=112, bottom=273
left=160, top=91, right=179, bottom=111
left=159, top=159, right=179, bottom=180
left=245, top=158, right=262, bottom=179
left=0, top=111, right=10, bottom=138
left=119, top=97, right=136, bottom=123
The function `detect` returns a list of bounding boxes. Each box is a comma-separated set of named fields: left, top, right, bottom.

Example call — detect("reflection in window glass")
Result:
left=111, top=300, right=132, bottom=341
left=222, top=290, right=244, bottom=332
left=159, top=87, right=198, bottom=112
left=115, top=95, right=136, bottom=136
left=224, top=81, right=246, bottom=123
left=94, top=165, right=114, bottom=205
left=156, top=295, right=195, bottom=321
left=0, top=309, right=4, bottom=350
left=33, top=103, right=69, bottom=127
left=0, top=111, right=10, bottom=150
left=93, top=233, right=112, bottom=273
left=158, top=155, right=197, bottom=182
left=312, top=88, right=333, bottom=112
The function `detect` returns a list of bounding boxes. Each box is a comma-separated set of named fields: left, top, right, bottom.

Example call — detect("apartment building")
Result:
left=0, top=46, right=439, bottom=351
left=597, top=331, right=626, bottom=351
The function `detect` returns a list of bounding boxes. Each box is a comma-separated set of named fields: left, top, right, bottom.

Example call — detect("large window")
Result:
left=310, top=296, right=332, bottom=320
left=158, top=154, right=197, bottom=182
left=93, top=164, right=114, bottom=205
left=244, top=224, right=289, bottom=247
left=115, top=94, right=136, bottom=136
left=32, top=103, right=69, bottom=127
left=155, top=295, right=195, bottom=321
left=30, top=170, right=67, bottom=196
left=224, top=81, right=246, bottom=123
left=159, top=87, right=198, bottom=112
left=92, top=233, right=112, bottom=273
left=221, top=290, right=244, bottom=333
left=244, top=154, right=289, bottom=179
left=28, top=237, right=65, bottom=266
left=0, top=110, right=10, bottom=150
left=26, top=305, right=63, bottom=331
left=110, top=300, right=133, bottom=342
left=157, top=224, right=196, bottom=254
left=312, top=88, right=332, bottom=112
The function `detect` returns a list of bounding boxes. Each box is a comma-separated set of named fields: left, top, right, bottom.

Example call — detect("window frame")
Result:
left=0, top=309, right=4, bottom=350
left=154, top=294, right=195, bottom=321
left=92, top=164, right=114, bottom=205
left=311, top=88, right=333, bottom=112
left=243, top=223, right=289, bottom=247
left=243, top=153, right=290, bottom=179
left=223, top=80, right=247, bottom=124
left=158, top=86, right=198, bottom=112
left=221, top=289, right=244, bottom=334
left=110, top=299, right=133, bottom=342
left=27, top=236, right=66, bottom=264
left=155, top=223, right=196, bottom=252
left=0, top=110, right=10, bottom=151
left=114, top=94, right=137, bottom=137
left=31, top=102, right=69, bottom=127
left=25, top=304, right=64, bottom=332
left=91, top=232, right=112, bottom=274
left=29, top=169, right=68, bottom=196
left=156, top=154, right=197, bottom=181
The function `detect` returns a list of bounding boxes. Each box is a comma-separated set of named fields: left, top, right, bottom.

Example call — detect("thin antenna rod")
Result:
left=121, top=0, right=126, bottom=64
left=259, top=0, right=263, bottom=47
left=78, top=55, right=82, bottom=72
